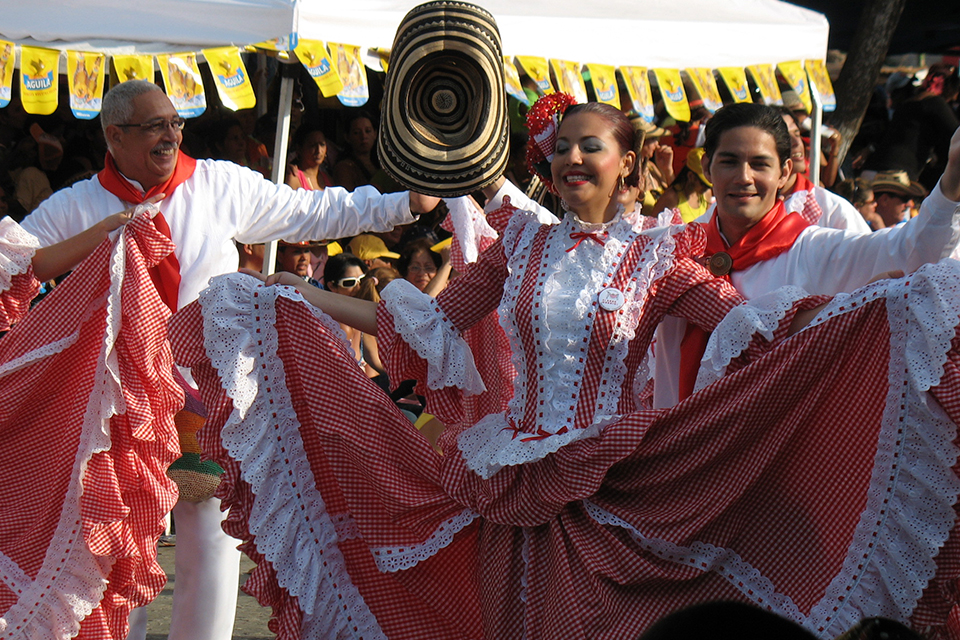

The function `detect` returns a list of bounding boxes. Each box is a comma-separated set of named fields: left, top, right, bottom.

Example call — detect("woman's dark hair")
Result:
left=834, top=178, right=873, bottom=208
left=398, top=238, right=441, bottom=277
left=560, top=102, right=641, bottom=188
left=292, top=122, right=326, bottom=151
left=674, top=104, right=711, bottom=150
left=776, top=106, right=801, bottom=130
left=340, top=110, right=380, bottom=167
left=345, top=110, right=377, bottom=132
left=703, top=103, right=791, bottom=166
left=291, top=123, right=327, bottom=164
left=356, top=266, right=401, bottom=302
left=323, top=252, right=367, bottom=288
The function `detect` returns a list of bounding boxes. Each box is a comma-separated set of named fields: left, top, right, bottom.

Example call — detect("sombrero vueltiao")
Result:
left=379, top=1, right=509, bottom=196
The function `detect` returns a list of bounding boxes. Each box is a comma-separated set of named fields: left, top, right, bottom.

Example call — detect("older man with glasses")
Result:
left=18, top=79, right=438, bottom=640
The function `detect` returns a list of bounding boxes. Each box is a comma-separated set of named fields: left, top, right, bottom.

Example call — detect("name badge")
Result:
left=598, top=287, right=625, bottom=311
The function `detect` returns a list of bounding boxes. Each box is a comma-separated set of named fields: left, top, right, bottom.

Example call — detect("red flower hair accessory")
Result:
left=525, top=92, right=578, bottom=193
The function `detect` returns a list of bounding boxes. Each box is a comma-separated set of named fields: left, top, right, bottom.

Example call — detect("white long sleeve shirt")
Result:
left=22, top=159, right=416, bottom=309
left=654, top=179, right=960, bottom=408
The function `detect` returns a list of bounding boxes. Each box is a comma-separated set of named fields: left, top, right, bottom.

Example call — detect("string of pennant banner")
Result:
left=0, top=37, right=837, bottom=121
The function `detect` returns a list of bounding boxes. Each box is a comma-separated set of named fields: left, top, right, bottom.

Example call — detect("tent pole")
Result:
left=263, top=61, right=298, bottom=276
left=255, top=52, right=268, bottom=119
left=809, top=77, right=823, bottom=187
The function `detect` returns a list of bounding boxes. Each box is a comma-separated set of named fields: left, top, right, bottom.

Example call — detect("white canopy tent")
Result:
left=0, top=0, right=828, bottom=67
left=0, top=0, right=831, bottom=268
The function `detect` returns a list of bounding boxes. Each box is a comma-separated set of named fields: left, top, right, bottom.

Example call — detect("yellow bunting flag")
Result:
left=294, top=39, right=343, bottom=98
left=20, top=46, right=60, bottom=115
left=585, top=63, right=619, bottom=107
left=653, top=68, right=690, bottom=123
left=550, top=59, right=587, bottom=103
left=67, top=51, right=105, bottom=119
left=717, top=67, right=751, bottom=103
left=158, top=53, right=206, bottom=117
left=747, top=64, right=782, bottom=106
left=253, top=34, right=298, bottom=52
left=203, top=47, right=255, bottom=111
left=0, top=41, right=15, bottom=108
left=777, top=61, right=812, bottom=112
left=368, top=48, right=390, bottom=74
left=515, top=56, right=554, bottom=95
left=805, top=59, right=837, bottom=112
left=113, top=55, right=155, bottom=84
left=619, top=66, right=654, bottom=122
left=686, top=68, right=723, bottom=113
left=503, top=57, right=527, bottom=105
left=329, top=43, right=368, bottom=107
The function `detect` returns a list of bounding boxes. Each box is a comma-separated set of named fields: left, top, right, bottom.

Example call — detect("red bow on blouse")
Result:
left=567, top=231, right=607, bottom=252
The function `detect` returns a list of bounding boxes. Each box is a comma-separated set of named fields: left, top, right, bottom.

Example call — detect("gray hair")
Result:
left=100, top=80, right=165, bottom=132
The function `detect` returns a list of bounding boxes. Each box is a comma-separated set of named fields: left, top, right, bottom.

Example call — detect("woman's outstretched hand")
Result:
left=102, top=193, right=165, bottom=233
left=239, top=268, right=305, bottom=289
left=32, top=193, right=167, bottom=282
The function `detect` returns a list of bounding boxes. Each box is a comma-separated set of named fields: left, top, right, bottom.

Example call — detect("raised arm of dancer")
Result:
left=32, top=194, right=165, bottom=281
left=242, top=269, right=378, bottom=335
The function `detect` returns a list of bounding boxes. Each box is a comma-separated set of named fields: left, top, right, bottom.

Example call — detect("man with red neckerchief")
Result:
left=20, top=80, right=438, bottom=640
left=694, top=109, right=868, bottom=237
left=653, top=103, right=960, bottom=409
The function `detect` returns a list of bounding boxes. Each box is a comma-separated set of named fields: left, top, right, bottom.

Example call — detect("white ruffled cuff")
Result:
left=381, top=278, right=486, bottom=395
left=444, top=195, right=496, bottom=265
left=695, top=286, right=808, bottom=391
left=0, top=217, right=39, bottom=293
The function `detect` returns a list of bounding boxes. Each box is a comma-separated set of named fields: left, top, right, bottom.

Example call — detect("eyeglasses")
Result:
left=407, top=263, right=438, bottom=274
left=116, top=117, right=187, bottom=135
left=333, top=274, right=365, bottom=288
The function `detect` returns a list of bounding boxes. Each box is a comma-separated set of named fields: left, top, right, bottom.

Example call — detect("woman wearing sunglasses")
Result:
left=322, top=253, right=379, bottom=379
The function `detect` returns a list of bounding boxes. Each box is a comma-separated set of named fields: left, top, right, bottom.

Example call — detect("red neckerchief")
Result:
left=789, top=172, right=814, bottom=196
left=97, top=151, right=196, bottom=311
left=677, top=200, right=813, bottom=399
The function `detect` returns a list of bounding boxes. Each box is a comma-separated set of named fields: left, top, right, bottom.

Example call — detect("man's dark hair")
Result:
left=704, top=103, right=792, bottom=165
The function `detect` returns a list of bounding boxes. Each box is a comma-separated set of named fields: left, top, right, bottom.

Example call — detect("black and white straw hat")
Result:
left=379, top=1, right=509, bottom=196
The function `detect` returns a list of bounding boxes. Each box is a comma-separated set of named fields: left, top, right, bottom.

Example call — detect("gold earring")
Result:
left=617, top=174, right=625, bottom=192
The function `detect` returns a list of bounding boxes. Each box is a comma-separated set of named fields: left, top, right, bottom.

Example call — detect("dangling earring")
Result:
left=560, top=198, right=571, bottom=212
left=617, top=174, right=626, bottom=193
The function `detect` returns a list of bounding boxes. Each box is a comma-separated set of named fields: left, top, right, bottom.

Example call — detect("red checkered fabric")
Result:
left=791, top=174, right=825, bottom=226
left=0, top=269, right=38, bottom=332
left=0, top=215, right=181, bottom=640
left=441, top=198, right=518, bottom=428
left=172, top=224, right=960, bottom=639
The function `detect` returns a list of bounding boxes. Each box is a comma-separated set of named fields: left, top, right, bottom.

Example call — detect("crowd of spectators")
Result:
left=1, top=59, right=956, bottom=424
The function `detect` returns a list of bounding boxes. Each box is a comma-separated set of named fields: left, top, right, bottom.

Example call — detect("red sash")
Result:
left=97, top=152, right=196, bottom=311
left=786, top=172, right=813, bottom=197
left=677, top=201, right=812, bottom=399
